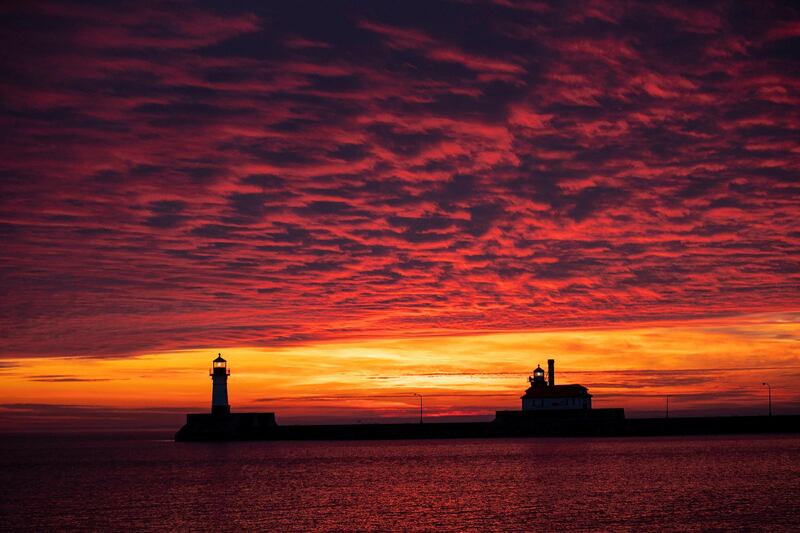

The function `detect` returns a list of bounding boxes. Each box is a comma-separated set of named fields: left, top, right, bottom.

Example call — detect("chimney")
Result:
left=547, top=359, right=555, bottom=387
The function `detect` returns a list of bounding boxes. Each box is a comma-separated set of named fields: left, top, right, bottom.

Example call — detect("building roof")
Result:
left=213, top=353, right=226, bottom=363
left=521, top=384, right=590, bottom=399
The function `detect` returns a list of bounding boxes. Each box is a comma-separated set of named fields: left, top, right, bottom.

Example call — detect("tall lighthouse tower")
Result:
left=210, top=353, right=230, bottom=415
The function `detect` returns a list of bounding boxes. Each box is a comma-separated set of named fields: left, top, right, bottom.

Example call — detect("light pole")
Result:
left=412, top=393, right=423, bottom=424
left=762, top=382, right=772, bottom=416
left=666, top=395, right=669, bottom=419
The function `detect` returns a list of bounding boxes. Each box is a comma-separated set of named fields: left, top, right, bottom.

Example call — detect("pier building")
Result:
left=521, top=359, right=592, bottom=411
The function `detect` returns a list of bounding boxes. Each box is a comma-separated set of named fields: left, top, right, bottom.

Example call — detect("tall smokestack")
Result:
left=547, top=359, right=555, bottom=387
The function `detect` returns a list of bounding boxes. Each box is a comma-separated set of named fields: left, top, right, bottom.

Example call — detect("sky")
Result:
left=1, top=0, right=799, bottom=430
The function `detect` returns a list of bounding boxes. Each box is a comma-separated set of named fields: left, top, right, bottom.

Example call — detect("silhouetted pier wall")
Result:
left=176, top=413, right=277, bottom=441
left=623, top=415, right=800, bottom=436
left=175, top=411, right=800, bottom=442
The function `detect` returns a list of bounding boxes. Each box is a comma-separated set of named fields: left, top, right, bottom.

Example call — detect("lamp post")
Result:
left=762, top=382, right=772, bottom=416
left=412, top=393, right=423, bottom=424
left=665, top=395, right=669, bottom=419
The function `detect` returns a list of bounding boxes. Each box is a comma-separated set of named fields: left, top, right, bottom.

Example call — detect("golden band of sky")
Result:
left=2, top=312, right=798, bottom=429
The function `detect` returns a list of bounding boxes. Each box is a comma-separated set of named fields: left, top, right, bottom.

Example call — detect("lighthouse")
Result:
left=210, top=353, right=230, bottom=415
left=521, top=358, right=592, bottom=411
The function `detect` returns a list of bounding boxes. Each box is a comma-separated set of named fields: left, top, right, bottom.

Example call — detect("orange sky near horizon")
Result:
left=3, top=312, right=798, bottom=429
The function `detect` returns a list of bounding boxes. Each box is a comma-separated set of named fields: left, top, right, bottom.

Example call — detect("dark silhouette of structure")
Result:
left=496, top=357, right=623, bottom=426
left=176, top=353, right=276, bottom=441
left=521, top=359, right=592, bottom=411
left=210, top=353, right=230, bottom=415
left=175, top=355, right=800, bottom=442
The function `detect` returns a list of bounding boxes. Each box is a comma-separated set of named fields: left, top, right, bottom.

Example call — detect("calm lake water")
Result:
left=2, top=433, right=799, bottom=531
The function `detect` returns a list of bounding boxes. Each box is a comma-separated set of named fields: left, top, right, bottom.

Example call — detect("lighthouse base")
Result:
left=175, top=412, right=277, bottom=441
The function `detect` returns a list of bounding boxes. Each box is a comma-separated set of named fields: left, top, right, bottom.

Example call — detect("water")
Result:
left=2, top=433, right=799, bottom=532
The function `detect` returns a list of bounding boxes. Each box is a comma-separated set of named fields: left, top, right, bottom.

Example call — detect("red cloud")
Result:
left=0, top=0, right=798, bottom=359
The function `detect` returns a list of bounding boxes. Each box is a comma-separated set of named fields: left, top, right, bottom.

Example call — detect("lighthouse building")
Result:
left=521, top=359, right=592, bottom=411
left=210, top=353, right=231, bottom=415
left=175, top=353, right=278, bottom=440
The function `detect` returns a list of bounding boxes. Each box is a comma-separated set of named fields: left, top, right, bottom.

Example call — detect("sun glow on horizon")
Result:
left=2, top=313, right=799, bottom=429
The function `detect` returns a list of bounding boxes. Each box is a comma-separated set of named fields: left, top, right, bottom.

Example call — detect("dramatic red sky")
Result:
left=2, top=0, right=799, bottom=429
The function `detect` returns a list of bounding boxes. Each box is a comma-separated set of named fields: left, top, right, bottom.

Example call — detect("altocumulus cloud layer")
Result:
left=1, top=0, right=799, bottom=358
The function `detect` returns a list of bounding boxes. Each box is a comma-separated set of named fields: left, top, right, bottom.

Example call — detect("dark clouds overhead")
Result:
left=1, top=0, right=799, bottom=357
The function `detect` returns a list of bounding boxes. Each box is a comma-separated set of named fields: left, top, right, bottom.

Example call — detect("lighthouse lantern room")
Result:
left=210, top=353, right=231, bottom=415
